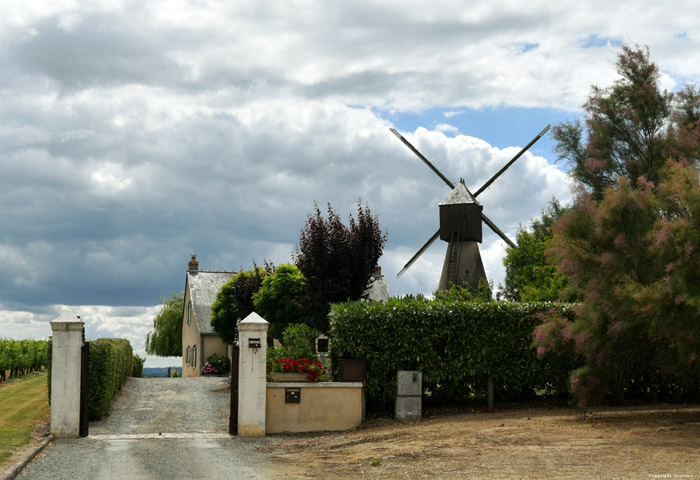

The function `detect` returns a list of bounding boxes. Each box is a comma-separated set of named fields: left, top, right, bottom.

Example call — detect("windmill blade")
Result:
left=482, top=212, right=516, bottom=249
left=460, top=181, right=517, bottom=249
left=473, top=124, right=550, bottom=198
left=390, top=128, right=455, bottom=189
left=396, top=229, right=441, bottom=278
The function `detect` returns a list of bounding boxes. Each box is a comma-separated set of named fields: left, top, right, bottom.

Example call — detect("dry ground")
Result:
left=265, top=404, right=700, bottom=479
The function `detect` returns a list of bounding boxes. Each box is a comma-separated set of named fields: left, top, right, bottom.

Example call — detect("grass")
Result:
left=0, top=371, right=50, bottom=465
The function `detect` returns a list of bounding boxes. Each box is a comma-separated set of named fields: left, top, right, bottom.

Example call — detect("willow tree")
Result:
left=145, top=292, right=184, bottom=357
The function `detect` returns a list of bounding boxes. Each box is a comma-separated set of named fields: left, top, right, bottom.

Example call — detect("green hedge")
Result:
left=329, top=297, right=578, bottom=410
left=131, top=355, right=144, bottom=378
left=88, top=338, right=133, bottom=420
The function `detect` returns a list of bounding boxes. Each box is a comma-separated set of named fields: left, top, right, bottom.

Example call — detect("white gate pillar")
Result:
left=237, top=312, right=269, bottom=436
left=50, top=311, right=84, bottom=437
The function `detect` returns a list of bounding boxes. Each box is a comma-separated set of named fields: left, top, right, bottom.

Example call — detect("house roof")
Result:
left=186, top=270, right=235, bottom=335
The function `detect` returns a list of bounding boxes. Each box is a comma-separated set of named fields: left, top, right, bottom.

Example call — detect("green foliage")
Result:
left=282, top=323, right=321, bottom=359
left=130, top=355, right=144, bottom=378
left=548, top=46, right=700, bottom=407
left=498, top=198, right=574, bottom=302
left=553, top=45, right=673, bottom=200
left=434, top=279, right=494, bottom=303
left=88, top=338, right=133, bottom=420
left=145, top=292, right=184, bottom=357
left=203, top=353, right=230, bottom=375
left=0, top=338, right=49, bottom=382
left=329, top=297, right=578, bottom=410
left=253, top=263, right=308, bottom=340
left=295, top=201, right=387, bottom=332
left=170, top=368, right=180, bottom=378
left=266, top=323, right=322, bottom=375
left=211, top=263, right=272, bottom=344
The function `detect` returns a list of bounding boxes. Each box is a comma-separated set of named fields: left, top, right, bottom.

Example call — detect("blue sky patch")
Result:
left=380, top=106, right=584, bottom=163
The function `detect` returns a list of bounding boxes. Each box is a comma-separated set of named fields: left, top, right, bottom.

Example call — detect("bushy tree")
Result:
left=499, top=197, right=572, bottom=302
left=295, top=201, right=387, bottom=332
left=145, top=292, right=184, bottom=357
left=540, top=46, right=700, bottom=407
left=210, top=262, right=272, bottom=344
left=553, top=46, right=673, bottom=200
left=253, top=263, right=308, bottom=341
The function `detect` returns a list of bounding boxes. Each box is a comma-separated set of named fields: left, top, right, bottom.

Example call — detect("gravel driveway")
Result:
left=18, top=377, right=284, bottom=480
left=91, top=377, right=231, bottom=435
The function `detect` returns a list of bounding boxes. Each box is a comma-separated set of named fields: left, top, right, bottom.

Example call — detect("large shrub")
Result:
left=548, top=46, right=700, bottom=407
left=88, top=338, right=133, bottom=420
left=329, top=297, right=578, bottom=411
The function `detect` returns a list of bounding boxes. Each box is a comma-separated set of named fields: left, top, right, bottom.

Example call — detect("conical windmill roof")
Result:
left=439, top=182, right=481, bottom=206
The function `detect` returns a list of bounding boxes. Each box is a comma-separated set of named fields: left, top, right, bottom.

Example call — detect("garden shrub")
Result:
left=88, top=338, right=133, bottom=420
left=202, top=353, right=230, bottom=375
left=131, top=354, right=144, bottom=378
left=267, top=323, right=327, bottom=381
left=329, top=297, right=579, bottom=411
left=281, top=323, right=321, bottom=359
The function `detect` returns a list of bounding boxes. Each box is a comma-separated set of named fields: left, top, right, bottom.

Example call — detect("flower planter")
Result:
left=270, top=372, right=311, bottom=382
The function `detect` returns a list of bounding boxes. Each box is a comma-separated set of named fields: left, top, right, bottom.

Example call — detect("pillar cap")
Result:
left=50, top=311, right=84, bottom=331
left=238, top=311, right=269, bottom=331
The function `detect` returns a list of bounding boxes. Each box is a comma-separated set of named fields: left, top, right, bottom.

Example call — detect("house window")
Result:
left=193, top=345, right=197, bottom=367
left=186, top=346, right=191, bottom=366
left=186, top=302, right=192, bottom=325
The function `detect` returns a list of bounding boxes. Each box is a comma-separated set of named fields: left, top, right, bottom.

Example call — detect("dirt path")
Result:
left=267, top=404, right=700, bottom=479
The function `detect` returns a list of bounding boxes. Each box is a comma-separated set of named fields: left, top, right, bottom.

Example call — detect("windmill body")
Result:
left=438, top=182, right=486, bottom=290
left=390, top=125, right=550, bottom=293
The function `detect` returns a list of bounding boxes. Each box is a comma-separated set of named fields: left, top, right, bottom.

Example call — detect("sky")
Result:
left=2, top=1, right=699, bottom=367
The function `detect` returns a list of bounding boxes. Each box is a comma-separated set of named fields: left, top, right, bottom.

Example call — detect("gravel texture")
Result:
left=90, top=377, right=231, bottom=435
left=17, top=377, right=285, bottom=480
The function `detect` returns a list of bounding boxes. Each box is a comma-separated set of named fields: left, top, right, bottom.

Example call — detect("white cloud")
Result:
left=435, top=123, right=459, bottom=134
left=0, top=0, right=696, bottom=350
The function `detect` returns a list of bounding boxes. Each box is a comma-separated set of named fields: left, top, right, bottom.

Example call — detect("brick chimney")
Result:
left=188, top=254, right=199, bottom=273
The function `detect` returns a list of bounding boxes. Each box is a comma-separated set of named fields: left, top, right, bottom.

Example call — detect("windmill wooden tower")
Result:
left=390, top=125, right=550, bottom=291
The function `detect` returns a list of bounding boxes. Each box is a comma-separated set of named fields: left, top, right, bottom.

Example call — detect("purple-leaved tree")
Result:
left=295, top=201, right=387, bottom=332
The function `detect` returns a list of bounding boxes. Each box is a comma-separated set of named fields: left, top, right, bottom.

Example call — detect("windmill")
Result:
left=390, top=125, right=550, bottom=291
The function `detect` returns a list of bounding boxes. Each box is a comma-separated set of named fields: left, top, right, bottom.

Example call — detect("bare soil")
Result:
left=265, top=404, right=700, bottom=479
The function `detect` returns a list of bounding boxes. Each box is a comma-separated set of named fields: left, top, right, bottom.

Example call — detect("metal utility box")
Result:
left=395, top=370, right=422, bottom=422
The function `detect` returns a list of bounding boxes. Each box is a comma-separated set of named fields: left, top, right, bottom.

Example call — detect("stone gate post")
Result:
left=237, top=312, right=269, bottom=436
left=50, top=311, right=84, bottom=437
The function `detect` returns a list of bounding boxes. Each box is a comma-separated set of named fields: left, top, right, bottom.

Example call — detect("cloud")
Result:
left=435, top=123, right=459, bottom=134
left=1, top=1, right=698, bottom=365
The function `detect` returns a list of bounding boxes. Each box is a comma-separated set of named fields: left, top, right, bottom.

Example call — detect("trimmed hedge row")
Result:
left=88, top=338, right=133, bottom=420
left=329, top=297, right=578, bottom=410
left=131, top=355, right=144, bottom=378
left=0, top=338, right=49, bottom=382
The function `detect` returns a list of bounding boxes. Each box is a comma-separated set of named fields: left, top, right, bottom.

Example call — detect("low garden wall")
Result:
left=266, top=382, right=363, bottom=434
